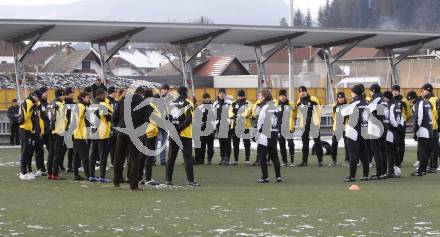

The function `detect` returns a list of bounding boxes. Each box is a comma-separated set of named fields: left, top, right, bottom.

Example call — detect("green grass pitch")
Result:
left=0, top=147, right=439, bottom=236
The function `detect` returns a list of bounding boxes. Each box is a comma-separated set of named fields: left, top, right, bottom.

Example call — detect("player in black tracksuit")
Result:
left=386, top=90, right=406, bottom=177
left=296, top=86, right=323, bottom=166
left=368, top=84, right=388, bottom=180
left=382, top=91, right=398, bottom=178
left=256, top=90, right=282, bottom=183
left=166, top=86, right=200, bottom=187
left=330, top=92, right=349, bottom=167
left=344, top=85, right=369, bottom=182
left=195, top=93, right=215, bottom=165
left=407, top=90, right=432, bottom=176
left=213, top=88, right=232, bottom=165
left=391, top=85, right=411, bottom=168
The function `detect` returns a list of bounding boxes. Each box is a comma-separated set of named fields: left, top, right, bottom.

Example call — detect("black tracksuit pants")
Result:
left=385, top=141, right=397, bottom=175
left=278, top=136, right=295, bottom=164
left=219, top=130, right=232, bottom=163
left=139, top=136, right=157, bottom=182
left=258, top=142, right=281, bottom=180
left=418, top=138, right=430, bottom=174
left=347, top=137, right=369, bottom=178
left=166, top=137, right=194, bottom=183
left=109, top=133, right=116, bottom=166
left=34, top=134, right=49, bottom=172
left=370, top=138, right=387, bottom=176
left=10, top=123, right=19, bottom=145
left=331, top=134, right=349, bottom=162
left=67, top=148, right=74, bottom=170
left=301, top=131, right=323, bottom=164
left=47, top=134, right=67, bottom=176
left=232, top=129, right=251, bottom=162
left=19, top=128, right=35, bottom=175
left=429, top=130, right=439, bottom=170
left=89, top=139, right=110, bottom=178
left=395, top=131, right=406, bottom=168
left=113, top=132, right=141, bottom=190
left=195, top=133, right=214, bottom=164
left=73, top=139, right=90, bottom=178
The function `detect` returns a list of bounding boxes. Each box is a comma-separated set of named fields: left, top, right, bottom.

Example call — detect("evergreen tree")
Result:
left=294, top=9, right=305, bottom=27
left=305, top=9, right=312, bottom=27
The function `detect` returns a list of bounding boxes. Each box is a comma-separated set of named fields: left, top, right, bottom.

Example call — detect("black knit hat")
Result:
left=177, top=86, right=188, bottom=96
left=298, top=86, right=307, bottom=92
left=422, top=83, right=433, bottom=92
left=237, top=89, right=245, bottom=97
left=202, top=93, right=210, bottom=99
left=144, top=88, right=154, bottom=98
left=108, top=86, right=116, bottom=94
left=64, top=87, right=74, bottom=95
left=279, top=89, right=287, bottom=97
left=391, top=85, right=401, bottom=92
left=407, top=90, right=418, bottom=100
left=39, top=87, right=48, bottom=94
left=337, top=91, right=345, bottom=99
left=383, top=91, right=393, bottom=100
left=218, top=88, right=226, bottom=94
left=352, top=85, right=363, bottom=96
left=55, top=88, right=65, bottom=98
left=31, top=90, right=42, bottom=98
left=96, top=88, right=107, bottom=97
left=370, top=84, right=381, bottom=94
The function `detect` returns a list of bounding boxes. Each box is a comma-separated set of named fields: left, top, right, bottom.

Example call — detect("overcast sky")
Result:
left=0, top=0, right=326, bottom=17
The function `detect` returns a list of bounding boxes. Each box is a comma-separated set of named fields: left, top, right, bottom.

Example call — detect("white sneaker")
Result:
left=290, top=162, right=296, bottom=167
left=413, top=161, right=419, bottom=168
left=27, top=172, right=36, bottom=179
left=79, top=167, right=85, bottom=172
left=35, top=170, right=43, bottom=177
left=19, top=173, right=35, bottom=181
left=437, top=167, right=440, bottom=171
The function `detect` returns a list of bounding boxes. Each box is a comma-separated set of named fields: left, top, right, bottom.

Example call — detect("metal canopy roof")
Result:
left=1, top=19, right=440, bottom=49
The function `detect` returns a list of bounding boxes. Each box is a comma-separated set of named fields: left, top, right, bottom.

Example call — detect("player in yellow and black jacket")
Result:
left=391, top=85, right=412, bottom=168
left=106, top=87, right=118, bottom=167
left=422, top=83, right=440, bottom=172
left=296, top=86, right=323, bottom=166
left=72, top=91, right=91, bottom=181
left=275, top=89, right=297, bottom=167
left=47, top=89, right=67, bottom=180
left=18, top=90, right=40, bottom=181
left=89, top=88, right=113, bottom=182
left=229, top=89, right=253, bottom=165
left=166, top=86, right=200, bottom=187
left=138, top=89, right=161, bottom=187
left=330, top=92, right=349, bottom=167
left=34, top=87, right=50, bottom=177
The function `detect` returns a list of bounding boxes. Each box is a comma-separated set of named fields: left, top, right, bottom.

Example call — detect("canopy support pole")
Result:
left=91, top=27, right=145, bottom=87
left=172, top=29, right=229, bottom=95
left=253, top=46, right=267, bottom=96
left=244, top=32, right=307, bottom=97
left=10, top=25, right=55, bottom=103
left=319, top=35, right=376, bottom=105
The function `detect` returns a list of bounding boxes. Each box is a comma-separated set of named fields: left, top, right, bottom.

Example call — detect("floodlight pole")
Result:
left=288, top=0, right=296, bottom=102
